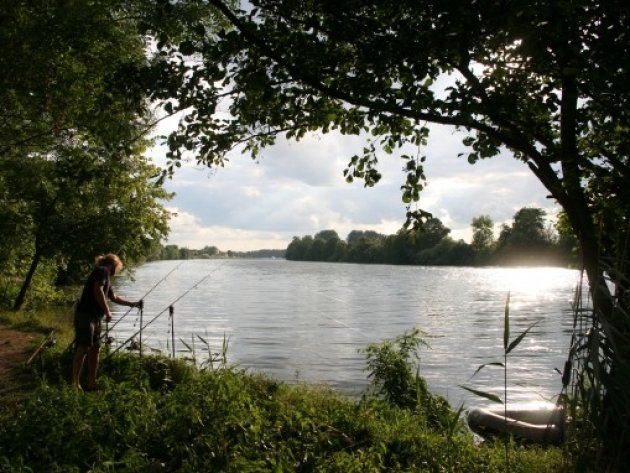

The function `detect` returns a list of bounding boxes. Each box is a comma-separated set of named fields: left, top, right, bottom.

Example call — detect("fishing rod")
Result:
left=106, top=260, right=184, bottom=334
left=62, top=261, right=185, bottom=353
left=313, top=290, right=377, bottom=342
left=107, top=269, right=217, bottom=357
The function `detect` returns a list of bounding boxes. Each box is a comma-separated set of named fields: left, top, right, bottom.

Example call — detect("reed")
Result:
left=459, top=292, right=541, bottom=471
left=562, top=254, right=630, bottom=470
left=460, top=292, right=539, bottom=405
left=180, top=332, right=229, bottom=370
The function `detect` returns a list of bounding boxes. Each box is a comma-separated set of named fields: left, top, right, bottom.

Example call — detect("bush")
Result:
left=362, top=328, right=452, bottom=429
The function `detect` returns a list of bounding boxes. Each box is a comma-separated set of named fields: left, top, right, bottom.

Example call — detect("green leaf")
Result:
left=459, top=385, right=503, bottom=404
left=180, top=338, right=193, bottom=352
left=470, top=362, right=505, bottom=378
left=196, top=334, right=210, bottom=347
left=506, top=321, right=540, bottom=355
left=179, top=40, right=196, bottom=56
left=503, top=291, right=510, bottom=351
left=194, top=23, right=205, bottom=36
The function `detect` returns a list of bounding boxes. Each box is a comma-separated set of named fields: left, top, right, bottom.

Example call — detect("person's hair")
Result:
left=95, top=253, right=123, bottom=273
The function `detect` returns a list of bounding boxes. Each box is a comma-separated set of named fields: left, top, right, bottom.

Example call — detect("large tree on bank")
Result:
left=158, top=0, right=629, bottom=464
left=0, top=0, right=165, bottom=309
left=0, top=0, right=233, bottom=308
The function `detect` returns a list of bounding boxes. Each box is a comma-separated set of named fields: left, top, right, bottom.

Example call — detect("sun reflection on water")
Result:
left=491, top=267, right=580, bottom=299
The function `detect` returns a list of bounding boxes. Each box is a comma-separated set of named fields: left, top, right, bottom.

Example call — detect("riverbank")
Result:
left=0, top=307, right=76, bottom=398
left=0, top=309, right=583, bottom=472
left=0, top=326, right=37, bottom=396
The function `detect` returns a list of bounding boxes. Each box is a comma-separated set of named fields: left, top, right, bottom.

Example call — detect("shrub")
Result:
left=362, top=327, right=452, bottom=429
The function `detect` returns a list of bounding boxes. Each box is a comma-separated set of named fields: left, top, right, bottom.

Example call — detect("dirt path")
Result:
left=0, top=327, right=37, bottom=392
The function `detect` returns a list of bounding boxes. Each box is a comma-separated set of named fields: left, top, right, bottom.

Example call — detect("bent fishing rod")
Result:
left=106, top=260, right=184, bottom=334
left=107, top=271, right=215, bottom=357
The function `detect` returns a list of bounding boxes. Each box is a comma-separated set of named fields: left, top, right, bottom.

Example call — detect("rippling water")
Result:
left=111, top=259, right=583, bottom=408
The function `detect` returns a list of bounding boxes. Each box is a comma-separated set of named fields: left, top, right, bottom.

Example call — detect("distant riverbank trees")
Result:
left=286, top=207, right=575, bottom=267
left=150, top=245, right=286, bottom=260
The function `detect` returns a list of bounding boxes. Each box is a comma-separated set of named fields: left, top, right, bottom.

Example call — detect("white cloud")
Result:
left=256, top=133, right=354, bottom=186
left=239, top=186, right=262, bottom=198
left=166, top=208, right=291, bottom=251
left=152, top=123, right=558, bottom=251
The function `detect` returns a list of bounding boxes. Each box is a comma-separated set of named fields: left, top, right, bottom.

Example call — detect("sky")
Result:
left=148, top=119, right=559, bottom=252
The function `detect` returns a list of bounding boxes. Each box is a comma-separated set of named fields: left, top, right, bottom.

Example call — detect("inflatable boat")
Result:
left=467, top=402, right=566, bottom=445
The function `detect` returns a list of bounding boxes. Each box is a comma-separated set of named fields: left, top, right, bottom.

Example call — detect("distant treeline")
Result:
left=286, top=208, right=578, bottom=267
left=149, top=245, right=286, bottom=261
left=148, top=207, right=577, bottom=267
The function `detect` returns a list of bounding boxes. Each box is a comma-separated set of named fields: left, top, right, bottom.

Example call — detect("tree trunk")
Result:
left=12, top=251, right=41, bottom=311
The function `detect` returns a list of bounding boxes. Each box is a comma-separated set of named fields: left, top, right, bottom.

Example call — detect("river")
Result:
left=111, top=259, right=583, bottom=409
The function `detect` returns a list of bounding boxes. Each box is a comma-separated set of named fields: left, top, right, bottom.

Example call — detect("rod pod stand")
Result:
left=108, top=270, right=215, bottom=358
left=169, top=305, right=175, bottom=358
left=139, top=305, right=143, bottom=359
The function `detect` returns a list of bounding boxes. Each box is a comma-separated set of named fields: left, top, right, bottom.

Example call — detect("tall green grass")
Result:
left=0, top=364, right=566, bottom=472
left=1, top=310, right=568, bottom=472
left=0, top=306, right=75, bottom=348
left=561, top=258, right=630, bottom=471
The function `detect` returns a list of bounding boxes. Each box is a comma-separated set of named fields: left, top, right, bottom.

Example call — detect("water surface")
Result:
left=112, top=259, right=582, bottom=408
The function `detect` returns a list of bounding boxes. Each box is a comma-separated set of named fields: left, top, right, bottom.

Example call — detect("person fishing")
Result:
left=72, top=253, right=142, bottom=391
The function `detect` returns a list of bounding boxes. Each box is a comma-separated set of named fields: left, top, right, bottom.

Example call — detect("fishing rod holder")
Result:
left=169, top=305, right=175, bottom=358
left=106, top=267, right=216, bottom=359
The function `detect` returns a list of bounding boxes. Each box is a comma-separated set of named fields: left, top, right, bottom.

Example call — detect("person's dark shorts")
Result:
left=74, top=312, right=102, bottom=347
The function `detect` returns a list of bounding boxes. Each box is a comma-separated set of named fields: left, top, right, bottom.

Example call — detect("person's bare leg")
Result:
left=86, top=345, right=101, bottom=389
left=72, top=346, right=89, bottom=389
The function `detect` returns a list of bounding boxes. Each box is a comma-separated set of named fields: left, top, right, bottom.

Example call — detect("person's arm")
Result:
left=93, top=280, right=113, bottom=322
left=110, top=292, right=143, bottom=309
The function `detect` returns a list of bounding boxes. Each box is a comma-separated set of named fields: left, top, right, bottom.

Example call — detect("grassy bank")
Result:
left=1, top=309, right=572, bottom=472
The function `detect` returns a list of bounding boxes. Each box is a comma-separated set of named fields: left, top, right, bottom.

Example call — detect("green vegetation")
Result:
left=155, top=3, right=629, bottom=467
left=0, top=0, right=202, bottom=310
left=1, top=312, right=569, bottom=472
left=286, top=207, right=572, bottom=267
left=0, top=308, right=74, bottom=348
left=1, top=0, right=627, bottom=468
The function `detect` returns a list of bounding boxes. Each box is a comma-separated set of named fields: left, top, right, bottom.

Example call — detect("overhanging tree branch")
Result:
left=207, top=0, right=549, bottom=165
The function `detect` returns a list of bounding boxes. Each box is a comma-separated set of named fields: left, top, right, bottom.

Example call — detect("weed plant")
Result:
left=1, top=313, right=568, bottom=472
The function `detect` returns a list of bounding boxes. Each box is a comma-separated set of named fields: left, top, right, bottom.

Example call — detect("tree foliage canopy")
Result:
left=153, top=1, right=629, bottom=462
left=286, top=208, right=565, bottom=266
left=161, top=1, right=628, bottom=277
left=1, top=0, right=145, bottom=155
left=0, top=0, right=211, bottom=307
